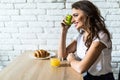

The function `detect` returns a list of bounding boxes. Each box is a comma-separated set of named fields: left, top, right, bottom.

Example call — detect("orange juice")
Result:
left=50, top=58, right=60, bottom=67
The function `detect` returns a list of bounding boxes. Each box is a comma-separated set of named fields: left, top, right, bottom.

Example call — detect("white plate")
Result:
left=29, top=51, right=56, bottom=60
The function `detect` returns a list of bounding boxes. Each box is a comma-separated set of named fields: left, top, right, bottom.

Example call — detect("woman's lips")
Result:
left=75, top=22, right=78, bottom=27
left=75, top=24, right=77, bottom=27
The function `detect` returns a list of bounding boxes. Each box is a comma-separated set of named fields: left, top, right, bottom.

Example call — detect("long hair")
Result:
left=72, top=0, right=111, bottom=48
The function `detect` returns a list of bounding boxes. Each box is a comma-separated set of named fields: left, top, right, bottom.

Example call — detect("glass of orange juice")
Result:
left=50, top=58, right=60, bottom=67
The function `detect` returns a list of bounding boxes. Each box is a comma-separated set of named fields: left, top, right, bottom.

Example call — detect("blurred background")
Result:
left=0, top=0, right=120, bottom=79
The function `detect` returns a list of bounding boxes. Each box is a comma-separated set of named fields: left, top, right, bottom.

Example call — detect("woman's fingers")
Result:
left=67, top=53, right=75, bottom=62
left=61, top=20, right=71, bottom=29
left=61, top=21, right=66, bottom=26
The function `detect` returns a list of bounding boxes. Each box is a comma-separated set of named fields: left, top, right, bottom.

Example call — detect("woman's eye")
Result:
left=73, top=14, right=78, bottom=17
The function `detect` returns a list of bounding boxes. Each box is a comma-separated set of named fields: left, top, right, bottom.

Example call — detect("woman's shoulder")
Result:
left=98, top=31, right=110, bottom=41
left=96, top=31, right=112, bottom=48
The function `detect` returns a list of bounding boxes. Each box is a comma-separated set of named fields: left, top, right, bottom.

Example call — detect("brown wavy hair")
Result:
left=72, top=0, right=111, bottom=48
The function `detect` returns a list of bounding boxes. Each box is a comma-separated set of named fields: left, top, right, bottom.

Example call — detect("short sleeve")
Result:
left=93, top=31, right=112, bottom=48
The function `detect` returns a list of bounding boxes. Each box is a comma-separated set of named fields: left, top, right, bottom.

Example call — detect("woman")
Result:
left=58, top=0, right=115, bottom=80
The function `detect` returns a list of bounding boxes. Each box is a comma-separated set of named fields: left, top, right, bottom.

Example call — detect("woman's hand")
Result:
left=61, top=14, right=72, bottom=31
left=61, top=19, right=71, bottom=31
left=67, top=53, right=76, bottom=63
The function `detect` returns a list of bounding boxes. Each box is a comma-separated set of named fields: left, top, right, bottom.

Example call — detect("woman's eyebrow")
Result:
left=73, top=13, right=78, bottom=16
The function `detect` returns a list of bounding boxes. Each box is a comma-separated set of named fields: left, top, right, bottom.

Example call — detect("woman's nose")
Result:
left=71, top=17, right=75, bottom=24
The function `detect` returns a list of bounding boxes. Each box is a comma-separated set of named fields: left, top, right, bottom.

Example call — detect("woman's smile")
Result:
left=75, top=22, right=78, bottom=27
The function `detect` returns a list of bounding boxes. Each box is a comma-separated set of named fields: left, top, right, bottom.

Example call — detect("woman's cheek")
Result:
left=78, top=22, right=83, bottom=28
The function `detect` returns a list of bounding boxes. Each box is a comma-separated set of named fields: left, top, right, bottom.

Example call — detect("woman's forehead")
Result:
left=72, top=8, right=84, bottom=15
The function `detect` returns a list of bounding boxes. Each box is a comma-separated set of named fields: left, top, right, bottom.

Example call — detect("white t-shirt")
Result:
left=75, top=31, right=112, bottom=76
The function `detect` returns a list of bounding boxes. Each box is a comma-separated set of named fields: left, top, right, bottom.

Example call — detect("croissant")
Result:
left=34, top=49, right=50, bottom=58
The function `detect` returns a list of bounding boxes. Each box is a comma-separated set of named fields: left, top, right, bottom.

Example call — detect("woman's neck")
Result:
left=83, top=30, right=89, bottom=42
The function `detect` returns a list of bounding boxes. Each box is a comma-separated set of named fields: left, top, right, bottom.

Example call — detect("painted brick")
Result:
left=0, top=22, right=4, bottom=27
left=39, top=45, right=58, bottom=50
left=66, top=3, right=72, bottom=9
left=38, top=15, right=63, bottom=21
left=112, top=45, right=116, bottom=50
left=37, top=33, right=60, bottom=39
left=113, top=73, right=118, bottom=80
left=19, top=28, right=43, bottom=33
left=112, top=39, right=120, bottom=45
left=107, top=0, right=120, bottom=1
left=0, top=33, right=11, bottom=39
left=116, top=45, right=120, bottom=51
left=21, top=39, right=47, bottom=45
left=11, top=33, right=37, bottom=39
left=37, top=3, right=64, bottom=9
left=47, top=9, right=66, bottom=15
left=11, top=16, right=37, bottom=21
left=35, top=0, right=57, bottom=3
left=105, top=21, right=120, bottom=27
left=8, top=56, right=17, bottom=61
left=112, top=67, right=119, bottom=73
left=14, top=3, right=36, bottom=9
left=118, top=63, right=120, bottom=67
left=47, top=39, right=59, bottom=45
left=0, top=56, right=9, bottom=61
left=44, top=28, right=60, bottom=34
left=94, top=2, right=119, bottom=8
left=21, top=9, right=45, bottom=15
left=28, top=21, right=54, bottom=28
left=111, top=63, right=118, bottom=68
left=108, top=9, right=120, bottom=15
left=5, top=22, right=27, bottom=28
left=0, top=28, right=18, bottom=33
left=0, top=66, right=4, bottom=71
left=112, top=52, right=120, bottom=57
left=2, top=61, right=10, bottom=66
left=112, top=34, right=120, bottom=39
left=66, top=0, right=79, bottom=3
left=14, top=45, right=38, bottom=50
left=0, top=45, right=13, bottom=50
left=106, top=15, right=120, bottom=20
left=0, top=50, right=21, bottom=56
left=1, top=0, right=26, bottom=3
left=112, top=57, right=120, bottom=62
left=108, top=28, right=120, bottom=33
left=0, top=4, right=13, bottom=9
left=0, top=39, right=20, bottom=45
left=0, top=9, right=19, bottom=16
left=57, top=0, right=64, bottom=2
left=27, top=0, right=34, bottom=2
left=0, top=16, right=10, bottom=21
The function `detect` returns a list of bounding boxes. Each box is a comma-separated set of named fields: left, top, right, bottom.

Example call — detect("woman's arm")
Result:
left=57, top=28, right=77, bottom=59
left=58, top=29, right=67, bottom=59
left=66, top=40, right=77, bottom=55
left=58, top=18, right=76, bottom=59
left=67, top=41, right=106, bottom=74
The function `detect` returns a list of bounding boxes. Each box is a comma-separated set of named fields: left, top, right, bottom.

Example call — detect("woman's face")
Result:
left=72, top=8, right=85, bottom=30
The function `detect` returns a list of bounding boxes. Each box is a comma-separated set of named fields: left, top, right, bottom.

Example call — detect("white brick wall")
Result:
left=1, top=0, right=26, bottom=3
left=0, top=0, right=120, bottom=79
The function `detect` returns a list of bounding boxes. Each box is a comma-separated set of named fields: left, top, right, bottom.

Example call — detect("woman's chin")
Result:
left=75, top=26, right=79, bottom=29
left=76, top=27, right=81, bottom=30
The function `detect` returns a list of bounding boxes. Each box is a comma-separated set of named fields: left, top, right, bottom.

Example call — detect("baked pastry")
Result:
left=34, top=49, right=50, bottom=58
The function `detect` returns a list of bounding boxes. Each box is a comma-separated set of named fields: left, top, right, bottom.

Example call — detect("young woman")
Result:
left=58, top=0, right=115, bottom=80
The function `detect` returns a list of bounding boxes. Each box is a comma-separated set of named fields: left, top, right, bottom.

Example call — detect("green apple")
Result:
left=65, top=14, right=72, bottom=26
